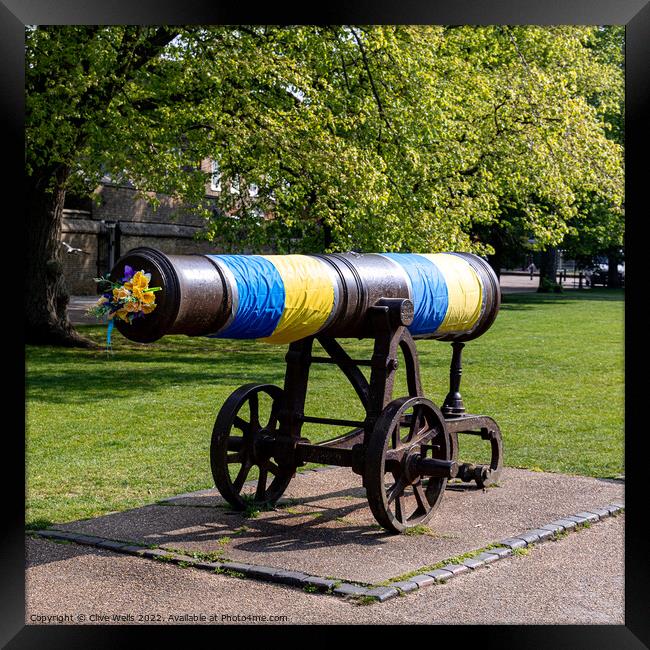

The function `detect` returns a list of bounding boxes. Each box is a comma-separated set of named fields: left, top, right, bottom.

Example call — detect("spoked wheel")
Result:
left=210, top=383, right=295, bottom=510
left=364, top=396, right=453, bottom=533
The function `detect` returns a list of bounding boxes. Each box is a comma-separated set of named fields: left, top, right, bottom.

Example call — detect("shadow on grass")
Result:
left=25, top=329, right=378, bottom=405
left=25, top=365, right=287, bottom=404
left=25, top=340, right=288, bottom=404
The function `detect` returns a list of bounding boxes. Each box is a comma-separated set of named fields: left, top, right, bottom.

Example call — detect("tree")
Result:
left=26, top=26, right=183, bottom=345
left=468, top=26, right=625, bottom=290
left=26, top=26, right=624, bottom=345
left=561, top=26, right=625, bottom=288
left=457, top=26, right=624, bottom=290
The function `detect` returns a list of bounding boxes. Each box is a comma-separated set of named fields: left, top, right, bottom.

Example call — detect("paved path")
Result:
left=499, top=273, right=538, bottom=293
left=40, top=467, right=623, bottom=584
left=25, top=467, right=624, bottom=625
left=66, top=295, right=99, bottom=326
left=26, top=514, right=624, bottom=625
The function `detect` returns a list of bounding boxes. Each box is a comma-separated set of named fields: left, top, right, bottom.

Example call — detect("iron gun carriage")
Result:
left=110, top=247, right=503, bottom=533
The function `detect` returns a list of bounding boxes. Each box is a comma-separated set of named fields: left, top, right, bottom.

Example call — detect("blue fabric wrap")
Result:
left=382, top=253, right=449, bottom=336
left=206, top=255, right=285, bottom=339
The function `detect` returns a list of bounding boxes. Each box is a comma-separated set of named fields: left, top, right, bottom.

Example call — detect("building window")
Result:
left=210, top=160, right=222, bottom=192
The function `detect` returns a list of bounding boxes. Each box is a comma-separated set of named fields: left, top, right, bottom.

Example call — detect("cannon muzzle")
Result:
left=109, top=248, right=500, bottom=344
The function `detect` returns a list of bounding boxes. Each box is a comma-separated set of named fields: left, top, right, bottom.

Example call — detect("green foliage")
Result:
left=213, top=568, right=245, bottom=579
left=562, top=27, right=624, bottom=262
left=384, top=543, right=507, bottom=584
left=26, top=26, right=624, bottom=255
left=402, top=525, right=435, bottom=537
left=174, top=549, right=227, bottom=563
left=551, top=529, right=570, bottom=541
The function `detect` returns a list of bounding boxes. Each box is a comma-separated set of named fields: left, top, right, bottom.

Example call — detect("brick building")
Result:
left=61, top=161, right=225, bottom=294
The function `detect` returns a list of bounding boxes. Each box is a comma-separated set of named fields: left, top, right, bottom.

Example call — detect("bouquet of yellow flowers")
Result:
left=87, top=266, right=161, bottom=324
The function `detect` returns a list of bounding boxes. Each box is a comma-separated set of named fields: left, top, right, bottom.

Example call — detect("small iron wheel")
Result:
left=210, top=383, right=295, bottom=510
left=475, top=418, right=503, bottom=488
left=364, top=396, right=451, bottom=533
left=453, top=417, right=504, bottom=489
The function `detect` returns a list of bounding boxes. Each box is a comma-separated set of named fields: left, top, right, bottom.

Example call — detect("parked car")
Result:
left=586, top=262, right=625, bottom=287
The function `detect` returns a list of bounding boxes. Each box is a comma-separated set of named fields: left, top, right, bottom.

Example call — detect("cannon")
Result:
left=109, top=247, right=503, bottom=533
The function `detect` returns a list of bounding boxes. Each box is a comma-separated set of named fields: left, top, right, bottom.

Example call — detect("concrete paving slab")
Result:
left=25, top=513, right=624, bottom=624
left=51, top=467, right=623, bottom=584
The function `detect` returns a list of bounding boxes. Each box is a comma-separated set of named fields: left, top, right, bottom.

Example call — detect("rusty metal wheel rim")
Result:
left=365, top=396, right=450, bottom=533
left=210, top=383, right=294, bottom=510
left=476, top=418, right=503, bottom=488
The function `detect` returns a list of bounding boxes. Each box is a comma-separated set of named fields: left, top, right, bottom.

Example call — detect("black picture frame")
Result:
left=7, top=1, right=647, bottom=646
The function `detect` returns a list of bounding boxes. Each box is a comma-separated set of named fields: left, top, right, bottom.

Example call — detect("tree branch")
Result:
left=349, top=27, right=392, bottom=135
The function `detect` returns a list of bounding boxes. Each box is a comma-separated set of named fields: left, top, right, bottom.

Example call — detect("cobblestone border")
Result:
left=29, top=500, right=624, bottom=604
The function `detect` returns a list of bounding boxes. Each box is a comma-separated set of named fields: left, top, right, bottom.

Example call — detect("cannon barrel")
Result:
left=110, top=248, right=500, bottom=344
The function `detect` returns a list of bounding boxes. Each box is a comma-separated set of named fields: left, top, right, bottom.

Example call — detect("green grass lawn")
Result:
left=25, top=288, right=624, bottom=528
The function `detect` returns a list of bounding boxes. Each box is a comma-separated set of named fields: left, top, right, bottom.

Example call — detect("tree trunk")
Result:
left=322, top=219, right=334, bottom=252
left=486, top=243, right=503, bottom=280
left=26, top=166, right=97, bottom=347
left=537, top=247, right=559, bottom=292
left=607, top=246, right=622, bottom=289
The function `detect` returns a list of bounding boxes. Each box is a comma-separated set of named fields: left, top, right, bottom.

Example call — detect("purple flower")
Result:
left=121, top=265, right=134, bottom=282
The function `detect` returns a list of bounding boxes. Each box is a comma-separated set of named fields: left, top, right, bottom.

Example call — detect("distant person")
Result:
left=527, top=263, right=536, bottom=280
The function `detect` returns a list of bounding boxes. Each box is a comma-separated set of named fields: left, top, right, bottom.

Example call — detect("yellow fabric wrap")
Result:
left=420, top=253, right=483, bottom=333
left=258, top=255, right=335, bottom=344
